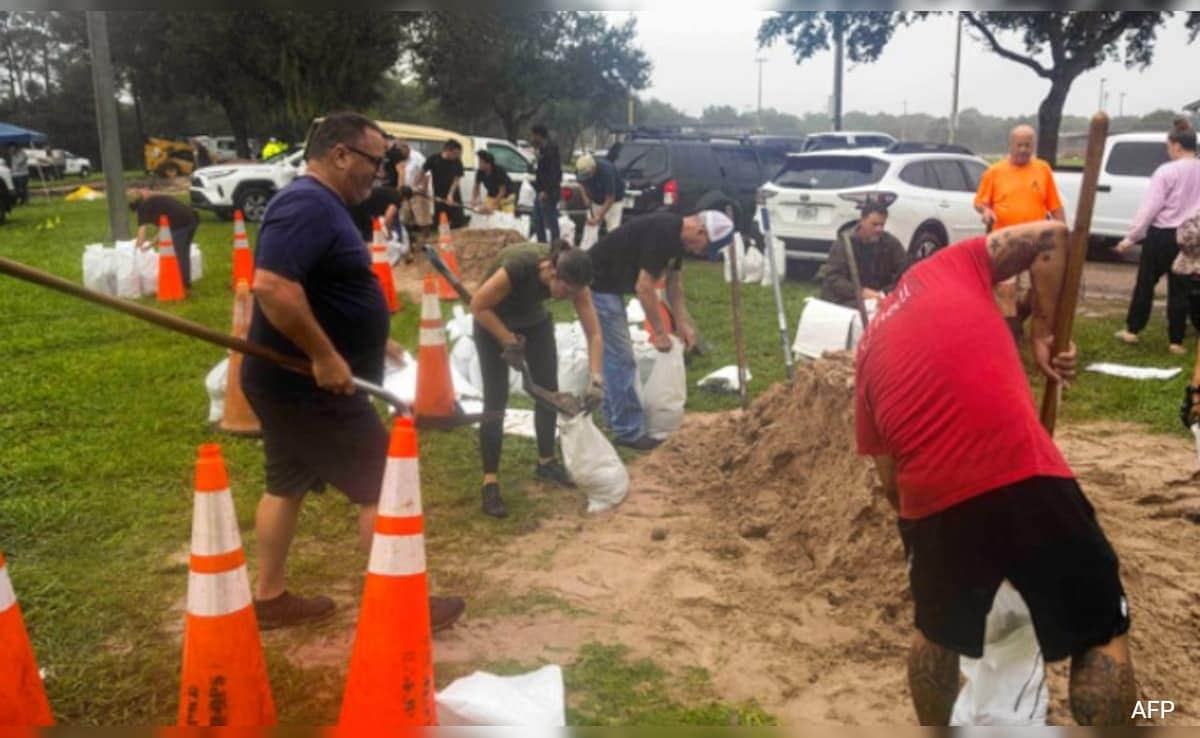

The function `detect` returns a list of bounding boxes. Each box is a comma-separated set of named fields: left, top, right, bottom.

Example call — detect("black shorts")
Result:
left=243, top=388, right=388, bottom=505
left=898, top=476, right=1130, bottom=661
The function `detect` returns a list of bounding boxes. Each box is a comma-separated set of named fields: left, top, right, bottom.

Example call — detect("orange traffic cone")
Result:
left=643, top=278, right=675, bottom=342
left=339, top=417, right=437, bottom=727
left=0, top=550, right=54, bottom=726
left=220, top=280, right=262, bottom=437
left=178, top=445, right=275, bottom=726
left=157, top=215, right=186, bottom=302
left=413, top=273, right=457, bottom=418
left=370, top=217, right=400, bottom=313
left=231, top=210, right=254, bottom=291
left=434, top=212, right=461, bottom=301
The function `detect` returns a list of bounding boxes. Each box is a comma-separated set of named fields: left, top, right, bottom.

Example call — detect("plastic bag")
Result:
left=792, top=297, right=862, bottom=360
left=642, top=336, right=686, bottom=440
left=517, top=180, right=536, bottom=209
left=137, top=245, right=158, bottom=290
left=557, top=215, right=576, bottom=246
left=951, top=581, right=1048, bottom=725
left=721, top=233, right=747, bottom=283
left=190, top=244, right=204, bottom=283
left=205, top=357, right=229, bottom=424
left=760, top=234, right=787, bottom=287
left=82, top=244, right=116, bottom=295
left=579, top=222, right=600, bottom=251
left=560, top=414, right=628, bottom=513
left=437, top=664, right=565, bottom=726
left=113, top=241, right=140, bottom=298
left=697, top=365, right=751, bottom=393
left=741, top=244, right=764, bottom=284
left=554, top=321, right=591, bottom=395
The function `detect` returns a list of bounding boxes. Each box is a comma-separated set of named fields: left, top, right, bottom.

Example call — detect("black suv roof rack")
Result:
left=884, top=141, right=975, bottom=156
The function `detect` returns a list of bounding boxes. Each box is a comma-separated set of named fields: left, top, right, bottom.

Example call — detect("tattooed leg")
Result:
left=907, top=631, right=960, bottom=725
left=1069, top=635, right=1137, bottom=726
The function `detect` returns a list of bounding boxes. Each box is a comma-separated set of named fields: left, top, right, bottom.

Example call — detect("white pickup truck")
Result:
left=1054, top=132, right=1173, bottom=243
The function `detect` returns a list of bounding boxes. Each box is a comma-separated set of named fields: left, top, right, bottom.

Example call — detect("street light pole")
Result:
left=1098, top=77, right=1107, bottom=112
left=832, top=13, right=844, bottom=131
left=949, top=10, right=963, bottom=144
left=86, top=11, right=129, bottom=242
left=755, top=56, right=767, bottom=128
left=1119, top=92, right=1126, bottom=118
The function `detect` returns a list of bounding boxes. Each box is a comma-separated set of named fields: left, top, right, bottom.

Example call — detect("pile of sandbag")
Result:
left=721, top=231, right=787, bottom=285
left=82, top=240, right=204, bottom=298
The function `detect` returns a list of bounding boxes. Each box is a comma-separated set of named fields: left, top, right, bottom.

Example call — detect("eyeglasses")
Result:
left=342, top=143, right=385, bottom=171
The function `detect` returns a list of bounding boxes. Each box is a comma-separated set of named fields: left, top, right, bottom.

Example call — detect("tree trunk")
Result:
left=1035, top=76, right=1072, bottom=166
left=218, top=93, right=252, bottom=158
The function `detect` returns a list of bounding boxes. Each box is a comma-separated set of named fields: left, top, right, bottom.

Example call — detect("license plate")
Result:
left=797, top=205, right=819, bottom=221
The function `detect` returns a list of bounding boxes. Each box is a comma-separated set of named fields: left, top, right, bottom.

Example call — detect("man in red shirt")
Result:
left=856, top=221, right=1135, bottom=725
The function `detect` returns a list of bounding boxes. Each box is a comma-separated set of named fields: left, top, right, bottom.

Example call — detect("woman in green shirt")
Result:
left=470, top=240, right=605, bottom=518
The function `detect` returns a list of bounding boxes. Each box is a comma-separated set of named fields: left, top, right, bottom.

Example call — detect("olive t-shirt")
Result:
left=486, top=243, right=551, bottom=329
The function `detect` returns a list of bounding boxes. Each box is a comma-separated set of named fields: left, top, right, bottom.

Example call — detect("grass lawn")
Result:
left=0, top=195, right=1192, bottom=724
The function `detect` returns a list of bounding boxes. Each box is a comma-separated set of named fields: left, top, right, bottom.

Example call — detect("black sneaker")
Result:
left=430, top=595, right=466, bottom=633
left=253, top=590, right=336, bottom=630
left=615, top=435, right=662, bottom=452
left=535, top=459, right=575, bottom=488
left=481, top=482, right=508, bottom=518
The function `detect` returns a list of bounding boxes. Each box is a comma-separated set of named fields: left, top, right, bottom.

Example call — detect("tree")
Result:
left=407, top=11, right=650, bottom=142
left=758, top=11, right=1200, bottom=164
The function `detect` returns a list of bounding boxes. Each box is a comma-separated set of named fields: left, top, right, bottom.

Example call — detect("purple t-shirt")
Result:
left=243, top=176, right=389, bottom=395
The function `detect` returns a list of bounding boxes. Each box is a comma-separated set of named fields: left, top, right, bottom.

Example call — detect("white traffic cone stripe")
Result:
left=418, top=328, right=445, bottom=346
left=420, top=295, right=441, bottom=321
left=159, top=245, right=177, bottom=257
left=367, top=533, right=427, bottom=577
left=187, top=566, right=253, bottom=616
left=0, top=563, right=16, bottom=612
left=378, top=458, right=423, bottom=518
left=191, top=489, right=242, bottom=556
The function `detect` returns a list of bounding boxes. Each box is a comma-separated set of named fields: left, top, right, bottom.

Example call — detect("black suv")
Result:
left=608, top=135, right=768, bottom=243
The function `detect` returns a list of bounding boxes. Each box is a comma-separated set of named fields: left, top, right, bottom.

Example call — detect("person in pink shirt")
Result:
left=1114, top=118, right=1200, bottom=353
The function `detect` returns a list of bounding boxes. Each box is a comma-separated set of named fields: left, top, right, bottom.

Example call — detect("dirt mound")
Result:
left=392, top=227, right=526, bottom=304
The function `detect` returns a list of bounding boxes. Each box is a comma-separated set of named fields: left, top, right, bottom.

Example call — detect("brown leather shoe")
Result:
left=430, top=595, right=466, bottom=633
left=254, top=590, right=336, bottom=630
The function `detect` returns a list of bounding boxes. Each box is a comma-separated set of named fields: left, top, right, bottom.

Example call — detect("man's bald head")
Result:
left=1008, top=125, right=1036, bottom=166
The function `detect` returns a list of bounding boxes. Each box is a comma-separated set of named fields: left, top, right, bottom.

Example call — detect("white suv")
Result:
left=189, top=149, right=305, bottom=222
left=759, top=143, right=988, bottom=278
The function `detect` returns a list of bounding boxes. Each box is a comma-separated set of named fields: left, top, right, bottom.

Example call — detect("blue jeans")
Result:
left=592, top=292, right=644, bottom=443
left=530, top=196, right=560, bottom=243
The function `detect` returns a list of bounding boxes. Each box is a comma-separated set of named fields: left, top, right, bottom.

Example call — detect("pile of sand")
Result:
left=392, top=228, right=526, bottom=304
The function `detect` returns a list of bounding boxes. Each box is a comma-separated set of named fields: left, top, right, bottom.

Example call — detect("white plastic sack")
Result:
left=721, top=233, right=747, bottom=283
left=579, top=222, right=600, bottom=251
left=741, top=244, right=764, bottom=284
left=113, top=241, right=140, bottom=298
left=554, top=321, right=591, bottom=395
left=1084, top=363, right=1182, bottom=381
left=137, top=245, right=158, bottom=289
left=628, top=325, right=662, bottom=387
left=448, top=331, right=522, bottom=401
left=382, top=351, right=418, bottom=408
left=189, top=244, right=204, bottom=283
left=446, top=304, right=474, bottom=343
left=625, top=298, right=645, bottom=324
left=205, top=357, right=229, bottom=424
left=951, top=582, right=1048, bottom=726
left=642, top=336, right=686, bottom=440
left=792, top=297, right=862, bottom=360
left=82, top=244, right=116, bottom=295
left=760, top=235, right=787, bottom=287
left=517, top=180, right=536, bottom=209
left=560, top=414, right=628, bottom=513
left=436, top=664, right=565, bottom=726
left=697, top=365, right=751, bottom=393
left=557, top=215, right=576, bottom=246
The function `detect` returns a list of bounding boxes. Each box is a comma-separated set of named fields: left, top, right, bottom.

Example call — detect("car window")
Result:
left=929, top=159, right=972, bottom=192
left=962, top=160, right=986, bottom=191
left=857, top=135, right=895, bottom=148
left=899, top=162, right=934, bottom=188
left=1105, top=141, right=1169, bottom=177
left=714, top=147, right=764, bottom=186
left=612, top=143, right=668, bottom=179
left=803, top=135, right=848, bottom=152
left=756, top=149, right=789, bottom=179
left=773, top=155, right=889, bottom=189
left=671, top=144, right=720, bottom=182
left=486, top=144, right=530, bottom=173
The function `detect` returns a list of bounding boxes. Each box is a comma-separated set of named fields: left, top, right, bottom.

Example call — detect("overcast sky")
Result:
left=613, top=11, right=1198, bottom=122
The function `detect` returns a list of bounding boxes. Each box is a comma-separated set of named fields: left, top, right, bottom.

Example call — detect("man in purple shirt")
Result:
left=1114, top=119, right=1200, bottom=353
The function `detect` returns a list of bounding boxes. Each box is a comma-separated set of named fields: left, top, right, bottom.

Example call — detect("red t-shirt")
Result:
left=855, top=236, right=1073, bottom=520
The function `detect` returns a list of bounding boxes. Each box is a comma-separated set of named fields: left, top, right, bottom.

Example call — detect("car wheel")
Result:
left=908, top=227, right=947, bottom=262
left=79, top=167, right=90, bottom=178
left=236, top=186, right=273, bottom=222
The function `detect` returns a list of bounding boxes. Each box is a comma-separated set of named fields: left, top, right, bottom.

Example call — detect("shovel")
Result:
left=421, top=244, right=589, bottom=418
left=0, top=256, right=500, bottom=431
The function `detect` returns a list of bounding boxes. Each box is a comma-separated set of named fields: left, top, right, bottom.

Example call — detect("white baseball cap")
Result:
left=575, top=154, right=596, bottom=177
left=698, top=210, right=734, bottom=248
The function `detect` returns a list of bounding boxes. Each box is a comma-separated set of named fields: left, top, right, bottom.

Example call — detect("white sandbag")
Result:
left=382, top=351, right=418, bottom=408
left=113, top=241, right=140, bottom=298
left=82, top=244, right=116, bottom=295
left=502, top=409, right=538, bottom=439
left=137, top=245, right=158, bottom=289
left=721, top=233, right=747, bottom=283
left=741, top=244, right=764, bottom=284
left=642, top=336, right=686, bottom=440
left=468, top=211, right=497, bottom=230
left=624, top=297, right=645, bottom=324
left=436, top=664, right=565, bottom=726
left=205, top=357, right=229, bottom=424
left=560, top=414, right=628, bottom=513
left=448, top=332, right=522, bottom=400
left=446, top=304, right=474, bottom=343
left=579, top=222, right=600, bottom=251
left=792, top=297, right=862, bottom=360
left=517, top=180, right=536, bottom=209
left=557, top=215, right=576, bottom=246
left=385, top=235, right=406, bottom=265
left=190, top=244, right=204, bottom=283
left=697, top=365, right=751, bottom=393
left=1084, top=363, right=1182, bottom=381
left=628, top=325, right=661, bottom=387
left=951, top=582, right=1048, bottom=726
left=760, top=234, right=787, bottom=287
left=554, top=321, right=591, bottom=395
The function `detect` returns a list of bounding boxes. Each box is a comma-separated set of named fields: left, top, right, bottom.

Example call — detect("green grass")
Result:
left=2, top=194, right=1189, bottom=724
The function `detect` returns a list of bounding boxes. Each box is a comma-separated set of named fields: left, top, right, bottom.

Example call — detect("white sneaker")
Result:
left=1169, top=343, right=1187, bottom=355
left=1114, top=329, right=1140, bottom=344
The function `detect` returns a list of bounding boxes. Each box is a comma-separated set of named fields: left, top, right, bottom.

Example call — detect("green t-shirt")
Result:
left=486, top=243, right=552, bottom=329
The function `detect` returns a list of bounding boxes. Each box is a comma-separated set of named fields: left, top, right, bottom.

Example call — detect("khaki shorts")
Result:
left=402, top=195, right=433, bottom=227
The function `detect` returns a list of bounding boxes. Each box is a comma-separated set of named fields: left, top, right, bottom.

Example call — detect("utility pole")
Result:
left=755, top=56, right=767, bottom=129
left=949, top=10, right=963, bottom=144
left=1119, top=91, right=1126, bottom=118
left=627, top=94, right=634, bottom=127
left=832, top=14, right=844, bottom=131
left=87, top=11, right=129, bottom=241
left=902, top=100, right=908, bottom=140
left=1098, top=77, right=1107, bottom=112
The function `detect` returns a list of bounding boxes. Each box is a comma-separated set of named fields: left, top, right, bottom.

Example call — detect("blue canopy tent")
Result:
left=0, top=122, right=47, bottom=146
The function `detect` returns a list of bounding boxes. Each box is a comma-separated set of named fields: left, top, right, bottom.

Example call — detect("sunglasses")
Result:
left=342, top=143, right=385, bottom=171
